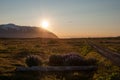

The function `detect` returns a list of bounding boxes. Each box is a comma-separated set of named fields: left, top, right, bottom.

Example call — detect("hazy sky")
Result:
left=0, top=0, right=120, bottom=38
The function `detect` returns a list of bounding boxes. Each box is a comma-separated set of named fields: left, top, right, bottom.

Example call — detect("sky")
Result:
left=0, top=0, right=120, bottom=38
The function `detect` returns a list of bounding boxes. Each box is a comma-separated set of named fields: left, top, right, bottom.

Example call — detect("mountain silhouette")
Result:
left=0, top=23, right=58, bottom=38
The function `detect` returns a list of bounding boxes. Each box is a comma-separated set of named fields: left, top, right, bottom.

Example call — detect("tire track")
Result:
left=88, top=41, right=120, bottom=66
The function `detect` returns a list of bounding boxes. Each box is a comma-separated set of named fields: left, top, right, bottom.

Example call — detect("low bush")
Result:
left=48, top=54, right=63, bottom=66
left=25, top=55, right=42, bottom=67
left=48, top=53, right=86, bottom=66
left=63, top=53, right=85, bottom=66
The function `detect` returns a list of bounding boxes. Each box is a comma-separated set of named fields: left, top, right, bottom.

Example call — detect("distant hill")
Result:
left=0, top=23, right=58, bottom=38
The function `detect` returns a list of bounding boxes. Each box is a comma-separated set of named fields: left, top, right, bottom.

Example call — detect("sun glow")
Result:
left=41, top=20, right=49, bottom=29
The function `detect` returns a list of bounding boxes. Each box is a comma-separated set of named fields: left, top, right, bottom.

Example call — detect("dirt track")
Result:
left=88, top=41, right=120, bottom=66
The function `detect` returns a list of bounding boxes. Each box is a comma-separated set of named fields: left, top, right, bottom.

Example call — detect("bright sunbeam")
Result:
left=41, top=20, right=49, bottom=29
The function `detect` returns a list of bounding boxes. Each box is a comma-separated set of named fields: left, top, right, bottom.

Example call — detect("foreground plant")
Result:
left=25, top=55, right=42, bottom=67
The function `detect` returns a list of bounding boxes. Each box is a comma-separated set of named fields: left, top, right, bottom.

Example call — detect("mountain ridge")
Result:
left=0, top=23, right=58, bottom=38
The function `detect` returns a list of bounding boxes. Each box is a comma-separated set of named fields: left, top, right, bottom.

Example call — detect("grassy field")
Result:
left=0, top=38, right=120, bottom=80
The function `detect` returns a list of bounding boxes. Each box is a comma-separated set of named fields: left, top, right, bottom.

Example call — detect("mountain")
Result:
left=0, top=23, right=58, bottom=38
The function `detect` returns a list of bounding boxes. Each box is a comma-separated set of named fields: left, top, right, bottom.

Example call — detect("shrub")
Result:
left=48, top=54, right=63, bottom=66
left=48, top=53, right=97, bottom=80
left=62, top=53, right=82, bottom=60
left=25, top=55, right=42, bottom=67
left=48, top=53, right=86, bottom=66
left=63, top=53, right=85, bottom=66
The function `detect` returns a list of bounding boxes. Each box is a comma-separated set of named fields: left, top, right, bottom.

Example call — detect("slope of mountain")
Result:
left=0, top=23, right=58, bottom=38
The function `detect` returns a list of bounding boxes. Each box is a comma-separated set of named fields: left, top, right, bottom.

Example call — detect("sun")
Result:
left=41, top=20, right=49, bottom=29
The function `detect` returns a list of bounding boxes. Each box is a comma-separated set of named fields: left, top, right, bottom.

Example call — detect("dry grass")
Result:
left=0, top=38, right=120, bottom=80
